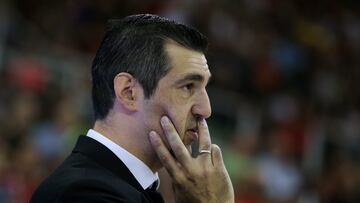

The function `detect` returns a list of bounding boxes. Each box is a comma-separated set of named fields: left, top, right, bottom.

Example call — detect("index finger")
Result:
left=149, top=131, right=184, bottom=180
left=160, top=116, right=192, bottom=166
left=198, top=119, right=212, bottom=153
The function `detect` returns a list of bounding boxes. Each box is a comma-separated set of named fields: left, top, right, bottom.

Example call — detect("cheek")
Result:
left=147, top=91, right=192, bottom=140
left=167, top=111, right=187, bottom=136
left=166, top=108, right=195, bottom=146
left=167, top=93, right=189, bottom=122
left=150, top=103, right=188, bottom=141
left=144, top=103, right=166, bottom=133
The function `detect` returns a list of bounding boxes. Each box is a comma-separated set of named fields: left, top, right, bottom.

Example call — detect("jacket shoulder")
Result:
left=58, top=178, right=143, bottom=203
left=30, top=153, right=149, bottom=203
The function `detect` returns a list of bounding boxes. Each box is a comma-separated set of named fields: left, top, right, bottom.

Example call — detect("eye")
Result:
left=182, top=83, right=194, bottom=92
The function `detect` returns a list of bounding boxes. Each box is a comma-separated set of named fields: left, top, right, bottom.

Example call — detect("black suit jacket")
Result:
left=30, top=135, right=164, bottom=203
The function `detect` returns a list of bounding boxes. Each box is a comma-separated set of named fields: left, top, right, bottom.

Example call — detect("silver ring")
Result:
left=199, top=149, right=211, bottom=154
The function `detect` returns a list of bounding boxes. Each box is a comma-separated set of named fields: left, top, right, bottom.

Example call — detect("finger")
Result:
left=211, top=144, right=224, bottom=167
left=197, top=119, right=212, bottom=153
left=160, top=116, right=192, bottom=166
left=149, top=131, right=183, bottom=179
left=186, top=144, right=192, bottom=155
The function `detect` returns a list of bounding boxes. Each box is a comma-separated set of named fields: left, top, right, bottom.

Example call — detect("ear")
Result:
left=113, top=73, right=141, bottom=111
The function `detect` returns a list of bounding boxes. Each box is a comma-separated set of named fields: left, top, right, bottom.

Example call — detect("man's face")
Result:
left=140, top=42, right=212, bottom=148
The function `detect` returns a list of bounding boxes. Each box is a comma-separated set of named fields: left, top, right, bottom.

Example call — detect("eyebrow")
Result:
left=175, top=72, right=212, bottom=86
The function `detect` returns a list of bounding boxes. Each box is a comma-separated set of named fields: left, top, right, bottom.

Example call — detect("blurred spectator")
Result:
left=0, top=0, right=359, bottom=202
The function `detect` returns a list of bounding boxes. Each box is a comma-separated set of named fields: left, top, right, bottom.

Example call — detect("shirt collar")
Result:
left=86, top=129, right=159, bottom=190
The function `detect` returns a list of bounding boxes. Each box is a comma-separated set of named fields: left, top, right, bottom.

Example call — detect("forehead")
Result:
left=164, top=42, right=210, bottom=78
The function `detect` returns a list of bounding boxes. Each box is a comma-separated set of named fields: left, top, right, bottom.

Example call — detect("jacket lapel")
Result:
left=72, top=135, right=144, bottom=192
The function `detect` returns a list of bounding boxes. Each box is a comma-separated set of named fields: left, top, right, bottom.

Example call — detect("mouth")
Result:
left=185, top=127, right=199, bottom=145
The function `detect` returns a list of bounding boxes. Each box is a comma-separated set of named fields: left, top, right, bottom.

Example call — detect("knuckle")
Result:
left=172, top=144, right=184, bottom=154
left=158, top=153, right=170, bottom=163
left=184, top=171, right=197, bottom=184
left=151, top=138, right=163, bottom=149
left=177, top=152, right=187, bottom=161
left=174, top=174, right=186, bottom=185
left=212, top=144, right=221, bottom=152
left=201, top=141, right=211, bottom=150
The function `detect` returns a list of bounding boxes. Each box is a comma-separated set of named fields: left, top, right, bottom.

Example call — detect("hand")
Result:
left=149, top=116, right=234, bottom=203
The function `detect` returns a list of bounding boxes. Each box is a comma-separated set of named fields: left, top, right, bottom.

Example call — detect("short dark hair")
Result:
left=91, top=14, right=208, bottom=120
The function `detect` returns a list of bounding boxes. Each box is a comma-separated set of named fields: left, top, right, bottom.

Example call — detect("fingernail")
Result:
left=161, top=116, right=169, bottom=125
left=149, top=131, right=157, bottom=141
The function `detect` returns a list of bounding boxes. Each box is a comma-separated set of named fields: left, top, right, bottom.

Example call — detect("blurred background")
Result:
left=0, top=0, right=359, bottom=202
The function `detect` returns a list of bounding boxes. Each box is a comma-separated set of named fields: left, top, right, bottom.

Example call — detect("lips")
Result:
left=187, top=128, right=198, bottom=134
left=185, top=127, right=198, bottom=145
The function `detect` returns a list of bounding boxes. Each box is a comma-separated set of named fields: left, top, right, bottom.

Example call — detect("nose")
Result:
left=192, top=90, right=212, bottom=119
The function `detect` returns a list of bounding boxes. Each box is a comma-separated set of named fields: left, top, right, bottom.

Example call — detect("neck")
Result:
left=93, top=115, right=161, bottom=172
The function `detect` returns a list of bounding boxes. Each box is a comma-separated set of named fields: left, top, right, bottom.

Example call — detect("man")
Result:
left=30, top=14, right=234, bottom=203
